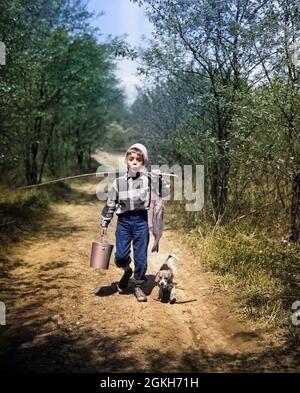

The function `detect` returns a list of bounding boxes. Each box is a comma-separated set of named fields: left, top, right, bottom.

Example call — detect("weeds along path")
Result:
left=0, top=152, right=298, bottom=372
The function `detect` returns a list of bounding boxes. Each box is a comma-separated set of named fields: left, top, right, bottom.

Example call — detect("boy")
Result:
left=100, top=143, right=170, bottom=302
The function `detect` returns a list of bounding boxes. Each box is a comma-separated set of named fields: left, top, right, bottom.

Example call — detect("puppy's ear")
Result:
left=155, top=272, right=160, bottom=284
left=167, top=271, right=174, bottom=282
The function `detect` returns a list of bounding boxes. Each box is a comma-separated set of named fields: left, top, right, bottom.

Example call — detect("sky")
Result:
left=87, top=0, right=153, bottom=105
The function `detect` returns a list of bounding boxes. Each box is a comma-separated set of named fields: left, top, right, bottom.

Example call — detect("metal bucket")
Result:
left=90, top=236, right=114, bottom=270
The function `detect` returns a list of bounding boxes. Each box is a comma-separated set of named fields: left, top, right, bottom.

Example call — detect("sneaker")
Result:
left=134, top=286, right=147, bottom=302
left=117, top=268, right=133, bottom=293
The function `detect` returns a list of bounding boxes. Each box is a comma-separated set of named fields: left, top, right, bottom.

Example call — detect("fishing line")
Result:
left=18, top=171, right=178, bottom=190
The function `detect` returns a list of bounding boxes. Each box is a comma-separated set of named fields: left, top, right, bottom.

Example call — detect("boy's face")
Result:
left=126, top=152, right=144, bottom=172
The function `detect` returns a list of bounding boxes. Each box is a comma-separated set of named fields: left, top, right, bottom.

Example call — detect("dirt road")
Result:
left=0, top=151, right=298, bottom=372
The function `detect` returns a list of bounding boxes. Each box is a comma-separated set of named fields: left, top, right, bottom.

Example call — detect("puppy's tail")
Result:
left=166, top=254, right=180, bottom=269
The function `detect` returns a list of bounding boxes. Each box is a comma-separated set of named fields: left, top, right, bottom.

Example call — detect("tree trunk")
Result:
left=87, top=144, right=92, bottom=169
left=38, top=121, right=56, bottom=184
left=75, top=127, right=84, bottom=171
left=211, top=153, right=230, bottom=226
left=28, top=116, right=42, bottom=184
left=77, top=150, right=84, bottom=170
left=289, top=173, right=300, bottom=242
left=24, top=156, right=31, bottom=185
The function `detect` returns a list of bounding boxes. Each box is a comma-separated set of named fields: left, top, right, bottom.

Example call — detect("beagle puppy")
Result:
left=155, top=254, right=179, bottom=303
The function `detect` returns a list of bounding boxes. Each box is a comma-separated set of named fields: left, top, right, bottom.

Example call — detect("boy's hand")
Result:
left=150, top=169, right=161, bottom=177
left=100, top=226, right=108, bottom=236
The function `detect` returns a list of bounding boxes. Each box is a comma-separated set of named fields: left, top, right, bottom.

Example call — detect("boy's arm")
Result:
left=100, top=178, right=118, bottom=228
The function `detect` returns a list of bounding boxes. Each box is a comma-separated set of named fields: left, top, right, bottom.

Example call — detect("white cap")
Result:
left=126, top=143, right=148, bottom=164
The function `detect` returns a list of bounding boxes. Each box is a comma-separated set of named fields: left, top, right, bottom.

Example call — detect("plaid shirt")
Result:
left=100, top=171, right=170, bottom=228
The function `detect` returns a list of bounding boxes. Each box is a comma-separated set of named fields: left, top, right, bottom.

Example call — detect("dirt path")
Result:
left=0, top=152, right=298, bottom=372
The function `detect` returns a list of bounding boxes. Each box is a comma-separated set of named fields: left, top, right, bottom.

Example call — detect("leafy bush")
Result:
left=168, top=202, right=300, bottom=336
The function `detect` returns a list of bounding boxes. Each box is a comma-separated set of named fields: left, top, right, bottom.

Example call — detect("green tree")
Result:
left=0, top=0, right=126, bottom=185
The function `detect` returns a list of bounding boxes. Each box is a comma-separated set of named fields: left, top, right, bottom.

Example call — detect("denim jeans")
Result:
left=115, top=210, right=149, bottom=286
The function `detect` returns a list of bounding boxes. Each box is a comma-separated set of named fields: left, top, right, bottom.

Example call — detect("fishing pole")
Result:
left=18, top=170, right=178, bottom=190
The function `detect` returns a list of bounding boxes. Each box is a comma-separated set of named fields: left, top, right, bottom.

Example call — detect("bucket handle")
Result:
left=100, top=228, right=109, bottom=244
left=100, top=232, right=107, bottom=244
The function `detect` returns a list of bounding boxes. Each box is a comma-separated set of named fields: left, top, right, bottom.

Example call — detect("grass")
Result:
left=167, top=200, right=300, bottom=340
left=0, top=182, right=73, bottom=245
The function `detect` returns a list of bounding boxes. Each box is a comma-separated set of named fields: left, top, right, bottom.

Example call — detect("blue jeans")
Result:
left=115, top=210, right=149, bottom=286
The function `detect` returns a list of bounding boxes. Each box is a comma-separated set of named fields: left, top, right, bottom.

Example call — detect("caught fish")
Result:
left=150, top=197, right=164, bottom=252
left=148, top=170, right=170, bottom=252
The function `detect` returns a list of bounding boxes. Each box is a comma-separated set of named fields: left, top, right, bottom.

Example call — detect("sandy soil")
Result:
left=0, top=151, right=299, bottom=372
